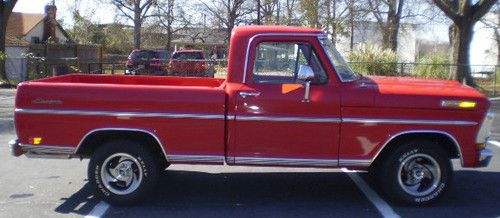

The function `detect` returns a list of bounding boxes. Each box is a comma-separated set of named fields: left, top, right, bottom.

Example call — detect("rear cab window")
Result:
left=172, top=52, right=204, bottom=60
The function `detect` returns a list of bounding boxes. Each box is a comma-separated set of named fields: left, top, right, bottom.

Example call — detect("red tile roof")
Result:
left=6, top=12, right=46, bottom=38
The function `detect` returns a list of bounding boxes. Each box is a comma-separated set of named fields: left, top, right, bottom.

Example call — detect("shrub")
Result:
left=415, top=52, right=450, bottom=79
left=347, top=45, right=399, bottom=76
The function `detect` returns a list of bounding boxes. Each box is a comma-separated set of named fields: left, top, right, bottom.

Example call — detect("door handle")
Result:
left=239, top=92, right=261, bottom=98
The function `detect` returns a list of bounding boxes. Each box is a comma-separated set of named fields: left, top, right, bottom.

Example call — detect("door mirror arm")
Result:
left=297, top=65, right=315, bottom=103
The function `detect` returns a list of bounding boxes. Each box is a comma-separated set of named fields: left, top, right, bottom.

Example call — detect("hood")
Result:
left=342, top=76, right=489, bottom=111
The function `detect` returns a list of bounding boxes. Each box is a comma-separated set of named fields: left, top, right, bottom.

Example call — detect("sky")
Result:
left=13, top=0, right=116, bottom=26
left=13, top=0, right=451, bottom=42
left=12, top=0, right=497, bottom=66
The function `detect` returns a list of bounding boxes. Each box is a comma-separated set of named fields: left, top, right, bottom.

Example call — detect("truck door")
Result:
left=231, top=37, right=342, bottom=167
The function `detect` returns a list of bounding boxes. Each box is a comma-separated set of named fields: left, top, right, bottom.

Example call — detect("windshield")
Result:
left=319, top=37, right=359, bottom=82
left=172, top=52, right=204, bottom=60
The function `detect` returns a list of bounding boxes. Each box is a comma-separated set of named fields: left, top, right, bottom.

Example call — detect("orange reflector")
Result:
left=282, top=84, right=302, bottom=94
left=476, top=143, right=486, bottom=150
left=32, top=137, right=42, bottom=145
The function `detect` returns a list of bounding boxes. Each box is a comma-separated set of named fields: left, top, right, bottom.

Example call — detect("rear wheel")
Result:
left=88, top=140, right=159, bottom=205
left=378, top=140, right=452, bottom=205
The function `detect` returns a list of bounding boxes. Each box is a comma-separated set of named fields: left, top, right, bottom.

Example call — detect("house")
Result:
left=5, top=3, right=72, bottom=81
left=335, top=21, right=417, bottom=62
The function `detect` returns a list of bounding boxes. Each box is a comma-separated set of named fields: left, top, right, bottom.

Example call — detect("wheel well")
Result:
left=76, top=130, right=169, bottom=169
left=371, top=132, right=460, bottom=168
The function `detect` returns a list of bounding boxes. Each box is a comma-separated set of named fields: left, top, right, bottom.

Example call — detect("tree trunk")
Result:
left=134, top=3, right=141, bottom=49
left=390, top=22, right=400, bottom=52
left=256, top=0, right=261, bottom=25
left=449, top=21, right=475, bottom=86
left=1, top=0, right=17, bottom=81
left=0, top=16, right=7, bottom=81
left=166, top=29, right=172, bottom=51
left=382, top=30, right=391, bottom=50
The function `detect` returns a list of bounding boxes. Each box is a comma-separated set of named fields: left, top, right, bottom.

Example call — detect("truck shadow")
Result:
left=54, top=170, right=500, bottom=217
left=100, top=170, right=378, bottom=217
left=54, top=182, right=101, bottom=216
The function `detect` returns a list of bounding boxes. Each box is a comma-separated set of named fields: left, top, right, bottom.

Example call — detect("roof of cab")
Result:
left=232, top=25, right=323, bottom=36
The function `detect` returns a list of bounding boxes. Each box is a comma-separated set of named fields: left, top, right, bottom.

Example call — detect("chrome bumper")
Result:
left=9, top=139, right=73, bottom=159
left=478, top=148, right=493, bottom=167
left=9, top=139, right=24, bottom=157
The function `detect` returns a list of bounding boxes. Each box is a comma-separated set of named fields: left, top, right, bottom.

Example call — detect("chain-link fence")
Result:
left=11, top=57, right=500, bottom=96
left=349, top=62, right=499, bottom=95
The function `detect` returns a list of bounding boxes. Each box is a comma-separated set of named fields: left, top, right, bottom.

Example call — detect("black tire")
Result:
left=88, top=139, right=159, bottom=205
left=378, top=140, right=452, bottom=205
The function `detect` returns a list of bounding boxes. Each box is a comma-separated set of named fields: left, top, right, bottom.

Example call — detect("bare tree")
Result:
left=111, top=0, right=155, bottom=49
left=432, top=0, right=497, bottom=86
left=260, top=0, right=280, bottom=24
left=323, top=0, right=366, bottom=46
left=367, top=0, right=405, bottom=51
left=0, top=0, right=17, bottom=81
left=200, top=0, right=254, bottom=43
left=155, top=0, right=190, bottom=50
left=283, top=0, right=298, bottom=25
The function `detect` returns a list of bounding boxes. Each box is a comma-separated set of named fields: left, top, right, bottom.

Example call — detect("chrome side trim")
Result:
left=20, top=144, right=75, bottom=154
left=339, top=159, right=371, bottom=167
left=243, top=33, right=327, bottom=84
left=75, top=128, right=168, bottom=163
left=371, top=130, right=464, bottom=166
left=342, top=118, right=477, bottom=126
left=15, top=108, right=225, bottom=120
left=25, top=153, right=71, bottom=159
left=236, top=115, right=341, bottom=123
left=167, top=155, right=224, bottom=163
left=235, top=157, right=338, bottom=167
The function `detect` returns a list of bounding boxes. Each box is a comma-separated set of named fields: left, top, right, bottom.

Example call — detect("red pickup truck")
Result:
left=10, top=26, right=494, bottom=206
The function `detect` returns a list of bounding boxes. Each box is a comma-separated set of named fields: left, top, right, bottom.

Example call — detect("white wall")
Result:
left=22, top=21, right=69, bottom=44
left=470, top=12, right=498, bottom=70
left=5, top=46, right=28, bottom=81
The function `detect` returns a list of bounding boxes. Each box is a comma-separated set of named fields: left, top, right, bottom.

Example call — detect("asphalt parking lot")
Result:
left=1, top=88, right=500, bottom=218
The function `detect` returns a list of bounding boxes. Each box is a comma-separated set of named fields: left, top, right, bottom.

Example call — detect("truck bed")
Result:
left=15, top=73, right=226, bottom=160
left=34, top=74, right=226, bottom=88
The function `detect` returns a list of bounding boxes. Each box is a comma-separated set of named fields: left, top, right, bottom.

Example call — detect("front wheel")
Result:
left=378, top=140, right=452, bottom=205
left=88, top=140, right=159, bottom=205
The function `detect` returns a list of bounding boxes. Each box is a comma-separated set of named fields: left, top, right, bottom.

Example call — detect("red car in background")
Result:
left=125, top=49, right=171, bottom=76
left=168, top=50, right=215, bottom=77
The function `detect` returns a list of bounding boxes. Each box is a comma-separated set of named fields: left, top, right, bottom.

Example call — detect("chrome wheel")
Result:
left=100, top=153, right=143, bottom=195
left=397, top=153, right=441, bottom=197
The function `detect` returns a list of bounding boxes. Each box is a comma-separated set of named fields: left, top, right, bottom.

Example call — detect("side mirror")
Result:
left=297, top=65, right=315, bottom=103
left=297, top=65, right=315, bottom=83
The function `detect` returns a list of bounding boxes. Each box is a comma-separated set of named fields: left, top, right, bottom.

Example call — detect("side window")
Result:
left=252, top=42, right=328, bottom=84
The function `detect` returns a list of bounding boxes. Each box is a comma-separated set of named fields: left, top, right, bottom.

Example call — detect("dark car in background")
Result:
left=168, top=50, right=215, bottom=77
left=125, top=49, right=171, bottom=76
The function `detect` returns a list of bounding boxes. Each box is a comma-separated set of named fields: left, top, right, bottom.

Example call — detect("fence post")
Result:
left=111, top=63, right=115, bottom=75
left=494, top=66, right=497, bottom=96
left=88, top=63, right=91, bottom=74
left=99, top=46, right=103, bottom=73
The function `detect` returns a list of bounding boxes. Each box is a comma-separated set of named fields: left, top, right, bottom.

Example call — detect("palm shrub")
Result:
left=347, top=45, right=399, bottom=76
left=415, top=52, right=450, bottom=79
